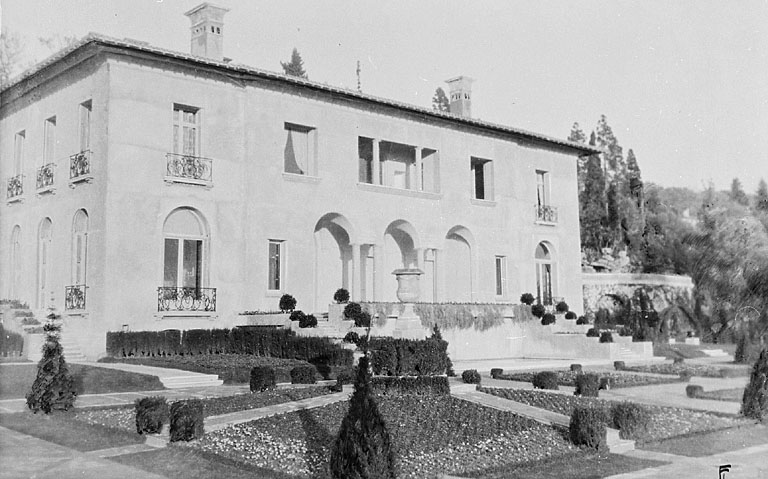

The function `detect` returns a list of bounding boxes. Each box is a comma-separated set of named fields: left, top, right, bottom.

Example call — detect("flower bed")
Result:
left=190, top=395, right=577, bottom=478
left=620, top=363, right=750, bottom=378
left=478, top=387, right=745, bottom=443
left=73, top=387, right=334, bottom=432
left=495, top=370, right=683, bottom=389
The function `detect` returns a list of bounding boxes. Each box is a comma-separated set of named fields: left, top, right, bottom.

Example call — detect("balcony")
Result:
left=37, top=163, right=56, bottom=194
left=70, top=150, right=92, bottom=184
left=157, top=287, right=217, bottom=312
left=535, top=204, right=558, bottom=224
left=65, top=285, right=87, bottom=310
left=165, top=153, right=212, bottom=186
left=6, top=175, right=23, bottom=202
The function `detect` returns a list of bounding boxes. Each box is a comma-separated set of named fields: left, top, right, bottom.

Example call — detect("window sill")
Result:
left=357, top=182, right=441, bottom=199
left=64, top=310, right=88, bottom=318
left=36, top=186, right=56, bottom=196
left=265, top=290, right=283, bottom=298
left=154, top=311, right=218, bottom=320
left=69, top=175, right=93, bottom=187
left=164, top=177, right=213, bottom=188
left=282, top=172, right=321, bottom=184
left=470, top=198, right=496, bottom=207
left=534, top=220, right=558, bottom=226
left=6, top=196, right=24, bottom=205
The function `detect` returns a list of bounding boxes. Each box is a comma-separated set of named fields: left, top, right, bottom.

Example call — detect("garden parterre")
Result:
left=495, top=370, right=682, bottom=388
left=619, top=363, right=749, bottom=378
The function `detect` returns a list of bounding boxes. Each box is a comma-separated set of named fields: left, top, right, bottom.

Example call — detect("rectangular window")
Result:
left=471, top=157, right=493, bottom=200
left=44, top=117, right=56, bottom=163
left=421, top=148, right=440, bottom=193
left=284, top=123, right=315, bottom=175
left=173, top=104, right=199, bottom=156
left=163, top=239, right=180, bottom=288
left=79, top=101, right=92, bottom=152
left=268, top=240, right=283, bottom=291
left=164, top=238, right=203, bottom=289
left=13, top=131, right=25, bottom=174
left=358, top=137, right=373, bottom=183
left=536, top=170, right=549, bottom=206
left=495, top=256, right=506, bottom=296
left=380, top=141, right=414, bottom=189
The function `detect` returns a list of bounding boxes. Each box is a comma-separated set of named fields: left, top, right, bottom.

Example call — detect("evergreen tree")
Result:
left=626, top=149, right=643, bottom=204
left=730, top=177, right=749, bottom=206
left=755, top=179, right=768, bottom=212
left=0, top=31, right=24, bottom=89
left=330, top=355, right=396, bottom=478
left=580, top=149, right=608, bottom=259
left=26, top=314, right=76, bottom=414
left=568, top=122, right=588, bottom=194
left=281, top=48, right=307, bottom=78
left=741, top=348, right=768, bottom=422
left=432, top=87, right=449, bottom=112
left=595, top=115, right=625, bottom=186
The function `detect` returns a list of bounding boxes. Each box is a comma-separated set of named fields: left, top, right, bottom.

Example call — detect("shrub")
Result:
left=289, top=310, right=306, bottom=322
left=462, top=369, right=481, bottom=384
left=555, top=301, right=569, bottom=313
left=330, top=378, right=344, bottom=393
left=299, top=314, right=318, bottom=329
left=673, top=357, right=685, bottom=365
left=686, top=384, right=704, bottom=398
left=335, top=367, right=355, bottom=385
left=610, top=402, right=650, bottom=440
left=576, top=316, right=589, bottom=325
left=0, top=324, right=24, bottom=356
left=531, top=304, right=546, bottom=318
left=519, top=293, right=535, bottom=305
left=741, top=349, right=768, bottom=421
left=570, top=363, right=582, bottom=373
left=290, top=365, right=317, bottom=384
left=369, top=337, right=451, bottom=376
left=333, top=288, right=350, bottom=304
left=343, top=302, right=371, bottom=327
left=490, top=368, right=503, bottom=379
left=586, top=328, right=599, bottom=338
left=169, top=399, right=204, bottom=442
left=679, top=370, right=693, bottom=382
left=26, top=321, right=76, bottom=414
left=617, top=326, right=632, bottom=337
left=250, top=366, right=277, bottom=392
left=599, top=377, right=614, bottom=390
left=599, top=331, right=613, bottom=343
left=569, top=406, right=607, bottom=450
left=565, top=311, right=577, bottom=320
left=370, top=376, right=450, bottom=396
left=575, top=373, right=600, bottom=397
left=279, top=294, right=297, bottom=312
left=532, top=371, right=559, bottom=390
left=135, top=396, right=169, bottom=434
left=343, top=331, right=360, bottom=344
left=540, top=313, right=556, bottom=325
left=613, top=361, right=625, bottom=371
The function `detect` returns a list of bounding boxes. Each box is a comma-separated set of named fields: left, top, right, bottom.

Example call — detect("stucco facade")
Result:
left=1, top=31, right=595, bottom=358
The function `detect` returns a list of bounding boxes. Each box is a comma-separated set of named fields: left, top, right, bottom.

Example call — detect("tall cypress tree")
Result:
left=26, top=316, right=76, bottom=414
left=756, top=178, right=768, bottom=212
left=730, top=177, right=749, bottom=206
left=568, top=122, right=588, bottom=194
left=580, top=140, right=608, bottom=259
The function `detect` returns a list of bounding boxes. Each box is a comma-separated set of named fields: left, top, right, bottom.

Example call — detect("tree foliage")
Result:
left=730, top=177, right=749, bottom=206
left=0, top=31, right=24, bottom=89
left=281, top=48, right=307, bottom=78
left=432, top=87, right=449, bottom=112
left=26, top=318, right=76, bottom=414
left=755, top=178, right=768, bottom=213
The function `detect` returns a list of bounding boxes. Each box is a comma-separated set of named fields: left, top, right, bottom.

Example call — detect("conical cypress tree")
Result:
left=26, top=318, right=76, bottom=414
left=741, top=348, right=768, bottom=422
left=329, top=355, right=396, bottom=478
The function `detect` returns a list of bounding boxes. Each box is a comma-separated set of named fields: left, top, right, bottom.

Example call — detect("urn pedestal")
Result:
left=392, top=268, right=426, bottom=340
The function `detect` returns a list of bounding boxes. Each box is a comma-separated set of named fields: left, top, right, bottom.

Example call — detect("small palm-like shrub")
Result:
left=540, top=313, right=556, bottom=325
left=343, top=331, right=360, bottom=344
left=565, top=311, right=577, bottom=320
left=333, top=288, right=350, bottom=304
left=289, top=310, right=306, bottom=322
left=610, top=402, right=650, bottom=440
left=169, top=399, right=204, bottom=442
left=532, top=371, right=559, bottom=390
left=531, top=304, right=546, bottom=318
left=586, top=328, right=599, bottom=338
left=343, top=302, right=372, bottom=327
left=462, top=369, right=482, bottom=384
left=135, top=396, right=169, bottom=434
left=599, top=331, right=613, bottom=343
left=250, top=366, right=277, bottom=392
left=742, top=348, right=768, bottom=422
left=519, top=293, right=535, bottom=305
left=569, top=406, right=607, bottom=450
left=575, top=373, right=600, bottom=397
left=555, top=301, right=569, bottom=313
left=299, top=314, right=318, bottom=328
left=576, top=316, right=589, bottom=325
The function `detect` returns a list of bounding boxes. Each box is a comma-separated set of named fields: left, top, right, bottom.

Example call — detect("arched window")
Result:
left=9, top=226, right=21, bottom=299
left=163, top=208, right=208, bottom=289
left=38, top=218, right=53, bottom=309
left=535, top=242, right=555, bottom=306
left=72, top=210, right=88, bottom=285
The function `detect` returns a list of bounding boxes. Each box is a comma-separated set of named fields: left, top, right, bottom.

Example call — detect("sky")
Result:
left=2, top=0, right=767, bottom=193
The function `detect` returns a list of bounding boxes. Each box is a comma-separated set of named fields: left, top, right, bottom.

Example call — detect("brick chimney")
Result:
left=185, top=3, right=229, bottom=61
left=445, top=76, right=474, bottom=117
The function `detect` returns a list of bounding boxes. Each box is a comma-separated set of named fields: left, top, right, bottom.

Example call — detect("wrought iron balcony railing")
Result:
left=157, top=287, right=217, bottom=312
left=37, top=163, right=55, bottom=190
left=535, top=204, right=558, bottom=223
left=6, top=175, right=23, bottom=200
left=70, top=150, right=91, bottom=180
left=65, top=284, right=87, bottom=310
left=165, top=153, right=212, bottom=184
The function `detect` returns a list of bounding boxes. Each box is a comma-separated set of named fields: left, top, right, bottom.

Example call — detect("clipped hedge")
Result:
left=575, top=373, right=600, bottom=398
left=368, top=337, right=450, bottom=376
left=613, top=361, right=625, bottom=371
left=610, top=402, right=650, bottom=440
left=462, top=369, right=482, bottom=384
left=0, top=324, right=24, bottom=356
left=250, top=366, right=277, bottom=392
left=569, top=406, right=607, bottom=450
left=599, top=331, right=613, bottom=343
left=290, top=365, right=317, bottom=384
left=570, top=364, right=582, bottom=373
left=490, top=368, right=503, bottom=379
left=135, top=396, right=169, bottom=435
left=169, top=399, right=204, bottom=442
left=532, top=371, right=559, bottom=390
left=540, top=313, right=556, bottom=326
left=370, top=376, right=450, bottom=396
left=343, top=331, right=359, bottom=344
left=531, top=304, right=546, bottom=318
left=686, top=384, right=704, bottom=398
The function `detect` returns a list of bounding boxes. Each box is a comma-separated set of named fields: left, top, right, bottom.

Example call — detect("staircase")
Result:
left=59, top=334, right=88, bottom=362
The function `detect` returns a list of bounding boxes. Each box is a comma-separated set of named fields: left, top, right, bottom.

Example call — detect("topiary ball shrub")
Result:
left=343, top=302, right=371, bottom=327
left=599, top=331, right=613, bottom=343
left=679, top=370, right=693, bottom=382
left=289, top=310, right=306, bottom=322
left=586, top=328, right=599, bottom=338
left=520, top=293, right=535, bottom=305
left=333, top=288, right=350, bottom=304
left=250, top=366, right=277, bottom=392
left=565, top=311, right=577, bottom=320
left=576, top=316, right=589, bottom=325
left=569, top=406, right=608, bottom=450
left=532, top=371, right=559, bottom=390
left=575, top=373, right=600, bottom=397
left=570, top=363, right=582, bottom=373
left=610, top=402, right=650, bottom=440
left=686, top=384, right=704, bottom=398
left=673, top=357, right=685, bottom=365
left=343, top=331, right=360, bottom=344
left=741, top=349, right=768, bottom=422
left=540, top=313, right=556, bottom=325
left=299, top=314, right=318, bottom=328
left=613, top=361, right=625, bottom=371
left=490, top=368, right=503, bottom=379
left=135, top=396, right=169, bottom=435
left=290, top=365, right=317, bottom=384
left=354, top=311, right=371, bottom=328
left=599, top=377, right=614, bottom=390
left=169, top=399, right=204, bottom=442
left=555, top=301, right=569, bottom=313
left=531, top=304, right=546, bottom=318
left=279, top=294, right=297, bottom=312
left=462, top=369, right=482, bottom=385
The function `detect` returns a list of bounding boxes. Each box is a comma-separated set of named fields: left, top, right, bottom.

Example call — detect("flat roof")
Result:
left=2, top=33, right=601, bottom=156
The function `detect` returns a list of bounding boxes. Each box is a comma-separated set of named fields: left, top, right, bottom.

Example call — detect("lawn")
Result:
left=642, top=423, right=768, bottom=457
left=493, top=370, right=683, bottom=389
left=0, top=363, right=165, bottom=400
left=620, top=362, right=749, bottom=378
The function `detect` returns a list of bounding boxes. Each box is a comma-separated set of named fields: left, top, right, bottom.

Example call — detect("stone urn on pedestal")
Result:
left=392, top=268, right=427, bottom=339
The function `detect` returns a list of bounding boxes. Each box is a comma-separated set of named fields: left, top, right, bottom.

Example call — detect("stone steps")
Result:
left=155, top=374, right=224, bottom=389
left=701, top=349, right=730, bottom=358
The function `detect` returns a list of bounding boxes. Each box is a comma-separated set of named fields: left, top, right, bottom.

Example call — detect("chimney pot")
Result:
left=185, top=3, right=230, bottom=61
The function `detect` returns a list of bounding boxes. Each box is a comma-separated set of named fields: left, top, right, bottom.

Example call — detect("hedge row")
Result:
left=370, top=376, right=450, bottom=396
left=368, top=337, right=451, bottom=376
left=0, top=324, right=24, bottom=356
left=106, top=328, right=353, bottom=367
